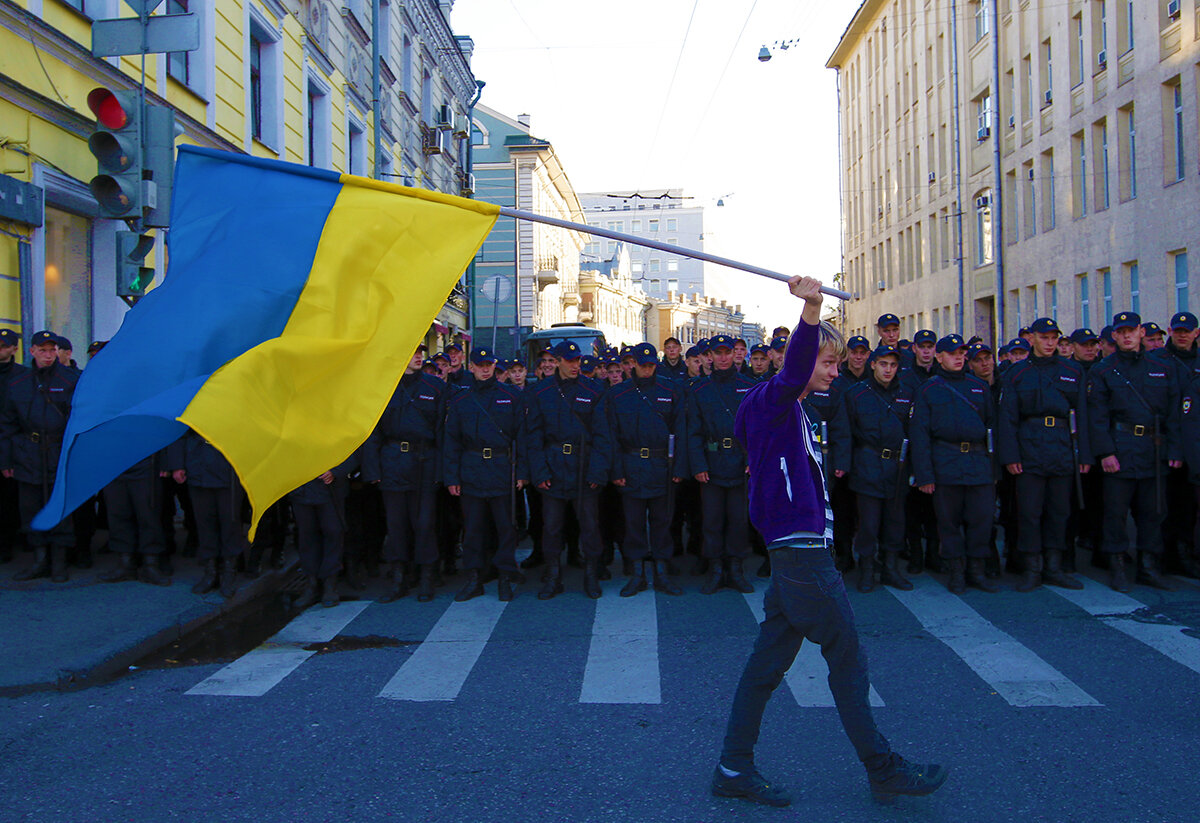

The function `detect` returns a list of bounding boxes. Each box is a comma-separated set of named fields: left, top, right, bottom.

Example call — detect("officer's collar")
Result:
left=934, top=363, right=966, bottom=380
left=711, top=366, right=736, bottom=381
left=632, top=374, right=657, bottom=388
left=869, top=373, right=896, bottom=392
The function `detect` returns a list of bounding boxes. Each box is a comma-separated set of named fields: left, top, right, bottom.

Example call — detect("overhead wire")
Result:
left=645, top=0, right=703, bottom=176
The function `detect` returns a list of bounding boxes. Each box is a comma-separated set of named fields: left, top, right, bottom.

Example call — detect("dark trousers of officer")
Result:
left=1163, top=465, right=1196, bottom=566
left=190, top=485, right=245, bottom=560
left=932, top=484, right=993, bottom=559
left=671, top=479, right=702, bottom=556
left=621, top=494, right=673, bottom=562
left=600, top=484, right=624, bottom=553
left=855, top=492, right=906, bottom=559
left=1102, top=476, right=1164, bottom=555
left=72, top=496, right=97, bottom=559
left=461, top=494, right=518, bottom=573
left=831, top=477, right=857, bottom=567
left=700, top=482, right=749, bottom=560
left=345, top=482, right=384, bottom=573
left=541, top=489, right=601, bottom=563
left=720, top=542, right=891, bottom=774
left=1193, top=486, right=1200, bottom=558
left=436, top=487, right=463, bottom=561
left=159, top=477, right=196, bottom=552
left=1015, top=473, right=1071, bottom=554
left=997, top=473, right=1019, bottom=556
left=104, top=476, right=164, bottom=556
left=905, top=487, right=939, bottom=558
left=17, top=481, right=72, bottom=548
left=292, top=500, right=343, bottom=579
left=0, top=474, right=20, bottom=553
left=381, top=487, right=438, bottom=567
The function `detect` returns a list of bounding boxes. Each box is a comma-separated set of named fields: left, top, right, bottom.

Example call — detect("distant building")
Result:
left=579, top=243, right=650, bottom=347
left=579, top=190, right=706, bottom=301
left=647, top=291, right=745, bottom=350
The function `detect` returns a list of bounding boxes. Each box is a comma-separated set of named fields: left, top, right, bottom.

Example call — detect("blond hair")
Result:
left=782, top=321, right=847, bottom=363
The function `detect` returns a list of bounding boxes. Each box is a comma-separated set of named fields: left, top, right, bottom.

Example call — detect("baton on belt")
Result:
left=1068, top=409, right=1085, bottom=509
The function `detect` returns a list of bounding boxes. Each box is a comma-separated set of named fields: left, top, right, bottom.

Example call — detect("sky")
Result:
left=450, top=0, right=857, bottom=334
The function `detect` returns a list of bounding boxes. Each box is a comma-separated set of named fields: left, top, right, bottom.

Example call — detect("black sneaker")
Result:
left=711, top=766, right=791, bottom=808
left=869, top=755, right=948, bottom=802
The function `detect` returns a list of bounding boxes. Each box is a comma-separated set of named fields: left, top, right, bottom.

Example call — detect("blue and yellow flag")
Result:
left=34, top=146, right=498, bottom=536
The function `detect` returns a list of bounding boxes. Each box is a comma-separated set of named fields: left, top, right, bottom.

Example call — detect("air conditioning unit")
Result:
left=1043, top=89, right=1053, bottom=105
left=977, top=126, right=991, bottom=141
left=460, top=172, right=476, bottom=196
left=1028, top=167, right=1035, bottom=180
left=1008, top=114, right=1015, bottom=127
left=975, top=194, right=991, bottom=208
left=876, top=280, right=886, bottom=291
left=1097, top=49, right=1107, bottom=69
left=423, top=127, right=444, bottom=155
left=452, top=111, right=470, bottom=137
left=437, top=104, right=453, bottom=130
left=1168, top=0, right=1181, bottom=20
left=928, top=171, right=936, bottom=183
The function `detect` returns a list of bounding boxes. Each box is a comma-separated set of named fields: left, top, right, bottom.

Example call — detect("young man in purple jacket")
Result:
left=712, top=276, right=948, bottom=808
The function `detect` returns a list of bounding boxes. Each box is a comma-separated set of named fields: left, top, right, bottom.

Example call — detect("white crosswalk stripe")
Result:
left=187, top=601, right=371, bottom=697
left=580, top=581, right=660, bottom=704
left=1051, top=576, right=1200, bottom=677
left=887, top=577, right=1101, bottom=707
left=741, top=583, right=885, bottom=707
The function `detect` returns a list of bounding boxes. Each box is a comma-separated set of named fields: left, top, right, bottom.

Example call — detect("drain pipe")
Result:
left=988, top=0, right=1006, bottom=341
left=950, top=0, right=966, bottom=334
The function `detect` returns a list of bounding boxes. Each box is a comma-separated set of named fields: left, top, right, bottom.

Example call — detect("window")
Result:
left=649, top=259, right=660, bottom=273
left=402, top=36, right=413, bottom=98
left=1102, top=269, right=1113, bottom=321
left=1072, top=13, right=1084, bottom=87
left=1127, top=260, right=1140, bottom=314
left=974, top=0, right=990, bottom=42
left=667, top=279, right=678, bottom=292
left=249, top=34, right=263, bottom=140
left=1176, top=252, right=1190, bottom=313
left=649, top=218, right=660, bottom=232
left=307, top=80, right=331, bottom=168
left=247, top=11, right=282, bottom=150
left=378, top=0, right=391, bottom=66
left=631, top=220, right=642, bottom=232
left=1010, top=288, right=1022, bottom=332
left=1095, top=119, right=1110, bottom=210
left=421, top=69, right=432, bottom=124
left=1022, top=54, right=1033, bottom=120
left=1072, top=131, right=1087, bottom=218
left=974, top=190, right=993, bottom=266
left=976, top=93, right=992, bottom=139
left=167, top=0, right=193, bottom=87
left=1023, top=163, right=1036, bottom=238
left=1050, top=281, right=1059, bottom=321
left=1079, top=274, right=1091, bottom=329
left=471, top=122, right=485, bottom=146
left=347, top=119, right=365, bottom=176
left=1041, top=38, right=1053, bottom=104
left=1170, top=81, right=1185, bottom=182
left=632, top=261, right=643, bottom=273
left=1042, top=150, right=1056, bottom=229
left=667, top=260, right=679, bottom=272
left=666, top=218, right=677, bottom=232
left=1119, top=0, right=1134, bottom=55
left=1119, top=104, right=1136, bottom=200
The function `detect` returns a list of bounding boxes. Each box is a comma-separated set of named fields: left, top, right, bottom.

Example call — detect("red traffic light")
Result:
left=87, top=87, right=131, bottom=130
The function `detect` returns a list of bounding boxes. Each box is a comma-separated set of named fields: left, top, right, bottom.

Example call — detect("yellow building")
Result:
left=0, top=0, right=478, bottom=359
left=578, top=242, right=651, bottom=347
left=829, top=0, right=1200, bottom=342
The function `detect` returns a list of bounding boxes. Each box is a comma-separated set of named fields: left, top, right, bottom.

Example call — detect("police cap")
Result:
left=935, top=334, right=967, bottom=353
left=1142, top=321, right=1165, bottom=336
left=769, top=336, right=787, bottom=351
left=633, top=342, right=659, bottom=365
left=876, top=313, right=900, bottom=327
left=1111, top=311, right=1141, bottom=330
left=750, top=343, right=770, bottom=355
left=1008, top=337, right=1031, bottom=351
left=685, top=345, right=703, bottom=359
left=967, top=341, right=993, bottom=360
left=869, top=344, right=901, bottom=362
left=551, top=340, right=583, bottom=360
left=847, top=335, right=871, bottom=351
left=30, top=330, right=57, bottom=347
left=1170, top=312, right=1199, bottom=331
left=913, top=329, right=937, bottom=345
left=708, top=334, right=735, bottom=351
left=580, top=355, right=597, bottom=372
left=1070, top=328, right=1098, bottom=344
left=470, top=347, right=498, bottom=365
left=0, top=329, right=18, bottom=346
left=1029, top=317, right=1061, bottom=335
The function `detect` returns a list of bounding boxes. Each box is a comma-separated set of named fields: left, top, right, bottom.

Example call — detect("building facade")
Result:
left=578, top=189, right=706, bottom=302
left=646, top=290, right=746, bottom=350
left=828, top=0, right=1200, bottom=342
left=0, top=0, right=478, bottom=358
left=469, top=105, right=588, bottom=357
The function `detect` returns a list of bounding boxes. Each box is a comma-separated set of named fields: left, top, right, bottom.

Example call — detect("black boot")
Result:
left=74, top=545, right=93, bottom=570
left=906, top=544, right=924, bottom=575
left=139, top=554, right=171, bottom=587
left=416, top=564, right=436, bottom=602
left=596, top=562, right=611, bottom=581
left=219, top=557, right=239, bottom=598
left=50, top=546, right=69, bottom=583
left=879, top=552, right=913, bottom=590
left=652, top=560, right=682, bottom=596
left=244, top=544, right=264, bottom=577
left=868, top=755, right=949, bottom=803
left=620, top=560, right=647, bottom=597
left=622, top=556, right=634, bottom=577
left=1043, top=549, right=1083, bottom=589
left=583, top=559, right=602, bottom=599
left=966, top=557, right=1000, bottom=592
left=690, top=556, right=710, bottom=577
left=1109, top=553, right=1131, bottom=592
left=757, top=555, right=771, bottom=577
left=538, top=565, right=564, bottom=600
left=946, top=557, right=966, bottom=594
left=344, top=560, right=366, bottom=591
left=520, top=546, right=545, bottom=570
left=700, top=562, right=724, bottom=595
left=294, top=578, right=320, bottom=610
left=378, top=565, right=410, bottom=603
left=14, top=547, right=49, bottom=581
left=856, top=556, right=876, bottom=593
left=1015, top=553, right=1042, bottom=593
left=321, top=577, right=340, bottom=607
left=1136, top=552, right=1174, bottom=591
left=497, top=571, right=515, bottom=602
left=191, top=558, right=218, bottom=593
left=102, top=553, right=139, bottom=584
left=1176, top=545, right=1200, bottom=579
left=455, top=569, right=484, bottom=602
left=726, top=558, right=754, bottom=594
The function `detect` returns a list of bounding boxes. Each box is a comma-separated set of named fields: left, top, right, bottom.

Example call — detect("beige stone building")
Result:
left=828, top=0, right=1200, bottom=343
left=646, top=292, right=746, bottom=350
left=579, top=244, right=651, bottom=347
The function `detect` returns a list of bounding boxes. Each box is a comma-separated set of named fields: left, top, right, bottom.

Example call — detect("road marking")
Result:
left=378, top=597, right=508, bottom=701
left=187, top=601, right=371, bottom=697
left=888, top=576, right=1100, bottom=707
left=1051, top=576, right=1200, bottom=677
left=579, top=581, right=660, bottom=704
left=742, top=584, right=885, bottom=707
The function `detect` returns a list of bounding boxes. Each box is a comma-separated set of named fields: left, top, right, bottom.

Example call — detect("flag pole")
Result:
left=497, top=206, right=852, bottom=302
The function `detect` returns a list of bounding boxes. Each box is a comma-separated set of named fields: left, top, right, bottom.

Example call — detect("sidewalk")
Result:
left=0, top=549, right=296, bottom=697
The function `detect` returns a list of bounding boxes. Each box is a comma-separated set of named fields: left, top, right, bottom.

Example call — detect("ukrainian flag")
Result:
left=34, top=146, right=498, bottom=536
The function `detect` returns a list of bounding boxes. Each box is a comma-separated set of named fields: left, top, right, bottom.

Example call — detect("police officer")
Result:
left=174, top=430, right=246, bottom=597
left=910, top=334, right=1000, bottom=593
left=837, top=344, right=915, bottom=592
left=0, top=328, right=24, bottom=565
left=659, top=337, right=687, bottom=380
left=364, top=345, right=446, bottom=603
left=1087, top=312, right=1183, bottom=591
left=1067, top=328, right=1104, bottom=568
left=685, top=334, right=756, bottom=594
left=1142, top=322, right=1167, bottom=350
left=840, top=336, right=872, bottom=384
left=289, top=451, right=359, bottom=609
left=444, top=347, right=527, bottom=602
left=802, top=347, right=854, bottom=572
left=1163, top=312, right=1199, bottom=577
left=1179, top=362, right=1200, bottom=568
left=876, top=313, right=915, bottom=367
left=594, top=342, right=688, bottom=596
left=525, top=341, right=610, bottom=599
left=766, top=337, right=786, bottom=375
left=904, top=329, right=938, bottom=384
left=997, top=318, right=1090, bottom=591
left=4, top=331, right=77, bottom=582
left=1071, top=328, right=1101, bottom=366
left=745, top=343, right=772, bottom=380
left=100, top=453, right=172, bottom=587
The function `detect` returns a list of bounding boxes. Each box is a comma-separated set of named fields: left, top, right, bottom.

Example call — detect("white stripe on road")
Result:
left=888, top=577, right=1100, bottom=707
left=742, top=583, right=885, bottom=707
left=579, top=581, right=660, bottom=704
left=378, top=597, right=509, bottom=701
left=1051, top=577, right=1200, bottom=677
left=187, top=601, right=372, bottom=697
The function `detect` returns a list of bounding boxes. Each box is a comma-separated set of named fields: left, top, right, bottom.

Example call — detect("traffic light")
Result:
left=116, top=230, right=155, bottom=298
left=87, top=87, right=142, bottom=218
left=142, top=105, right=177, bottom=228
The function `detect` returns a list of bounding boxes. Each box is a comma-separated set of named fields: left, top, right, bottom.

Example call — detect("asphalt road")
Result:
left=4, top=565, right=1200, bottom=823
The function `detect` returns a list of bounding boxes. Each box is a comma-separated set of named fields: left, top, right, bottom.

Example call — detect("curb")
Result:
left=1, top=559, right=300, bottom=698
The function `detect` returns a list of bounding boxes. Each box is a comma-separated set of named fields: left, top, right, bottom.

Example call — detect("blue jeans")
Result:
left=720, top=541, right=892, bottom=774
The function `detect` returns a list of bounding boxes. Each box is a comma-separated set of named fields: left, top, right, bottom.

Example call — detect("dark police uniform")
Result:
left=836, top=347, right=914, bottom=592
left=899, top=337, right=940, bottom=574
left=910, top=336, right=998, bottom=593
left=443, top=350, right=527, bottom=601
left=1179, top=361, right=1200, bottom=567
left=685, top=340, right=757, bottom=595
left=2, top=340, right=78, bottom=583
left=1163, top=312, right=1199, bottom=576
left=1086, top=312, right=1182, bottom=590
left=100, top=452, right=171, bottom=586
left=0, top=336, right=25, bottom=564
left=996, top=319, right=1090, bottom=591
left=176, top=430, right=247, bottom=596
left=364, top=369, right=446, bottom=602
left=593, top=342, right=688, bottom=597
left=524, top=342, right=610, bottom=599
left=288, top=451, right=359, bottom=608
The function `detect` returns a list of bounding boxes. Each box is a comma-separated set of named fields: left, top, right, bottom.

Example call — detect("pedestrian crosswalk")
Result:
left=184, top=574, right=1200, bottom=706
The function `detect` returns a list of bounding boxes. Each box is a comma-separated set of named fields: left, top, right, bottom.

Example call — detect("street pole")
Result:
left=371, top=0, right=382, bottom=180
left=989, top=0, right=1006, bottom=342
left=950, top=0, right=966, bottom=334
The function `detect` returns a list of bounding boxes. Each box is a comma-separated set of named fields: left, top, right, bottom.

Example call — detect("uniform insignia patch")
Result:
left=1185, top=398, right=1193, bottom=414
left=496, top=399, right=512, bottom=404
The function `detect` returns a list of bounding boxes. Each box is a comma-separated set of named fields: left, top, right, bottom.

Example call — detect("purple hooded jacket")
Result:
left=734, top=318, right=827, bottom=544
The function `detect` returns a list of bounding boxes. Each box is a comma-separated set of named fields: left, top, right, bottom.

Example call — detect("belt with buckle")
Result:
left=387, top=439, right=430, bottom=454
left=705, top=437, right=736, bottom=452
left=1114, top=422, right=1149, bottom=437
left=626, top=447, right=668, bottom=459
left=1023, top=415, right=1067, bottom=427
left=479, top=446, right=511, bottom=459
left=879, top=448, right=895, bottom=460
left=27, top=432, right=61, bottom=444
left=560, top=442, right=579, bottom=455
left=768, top=537, right=835, bottom=559
left=936, top=439, right=986, bottom=453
